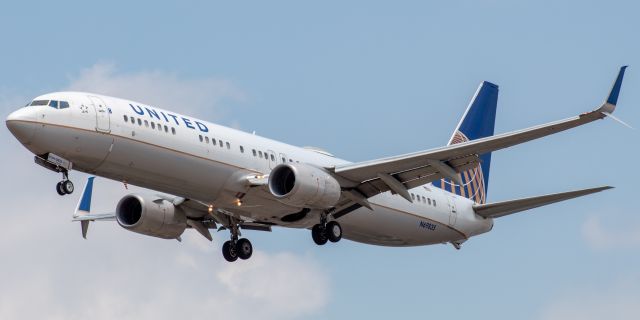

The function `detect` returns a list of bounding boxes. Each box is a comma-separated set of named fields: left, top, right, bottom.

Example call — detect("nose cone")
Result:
left=6, top=108, right=37, bottom=145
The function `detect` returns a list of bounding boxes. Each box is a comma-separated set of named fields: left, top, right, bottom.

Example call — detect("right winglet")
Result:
left=599, top=66, right=628, bottom=114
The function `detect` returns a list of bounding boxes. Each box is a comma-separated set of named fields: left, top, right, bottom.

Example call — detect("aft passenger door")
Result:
left=88, top=96, right=110, bottom=133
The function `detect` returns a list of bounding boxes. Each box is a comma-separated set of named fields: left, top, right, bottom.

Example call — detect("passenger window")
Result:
left=48, top=100, right=58, bottom=109
left=428, top=198, right=431, bottom=205
left=212, top=138, right=216, bottom=146
left=252, top=149, right=257, bottom=157
left=171, top=127, right=176, bottom=135
left=258, top=151, right=263, bottom=158
left=433, top=200, right=436, bottom=206
left=157, top=123, right=162, bottom=131
left=164, top=125, right=168, bottom=133
left=137, top=118, right=142, bottom=126
left=270, top=154, right=275, bottom=161
left=205, top=136, right=209, bottom=143
left=131, top=117, right=135, bottom=124
left=282, top=157, right=286, bottom=163
left=289, top=159, right=293, bottom=162
left=240, top=146, right=244, bottom=153
left=151, top=122, right=155, bottom=129
left=219, top=140, right=223, bottom=148
left=226, top=142, right=230, bottom=149
left=124, top=115, right=128, bottom=122
left=199, top=135, right=203, bottom=142
left=60, top=101, right=69, bottom=109
left=144, top=120, right=149, bottom=127
left=411, top=193, right=415, bottom=200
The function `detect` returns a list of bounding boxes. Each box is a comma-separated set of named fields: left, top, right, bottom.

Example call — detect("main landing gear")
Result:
left=222, top=221, right=253, bottom=262
left=55, top=171, right=74, bottom=196
left=311, top=213, right=342, bottom=245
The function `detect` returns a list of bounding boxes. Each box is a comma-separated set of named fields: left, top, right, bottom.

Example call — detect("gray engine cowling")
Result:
left=268, top=163, right=341, bottom=209
left=116, top=194, right=187, bottom=239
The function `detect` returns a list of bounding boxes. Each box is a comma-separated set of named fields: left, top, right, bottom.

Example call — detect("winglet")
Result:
left=74, top=177, right=95, bottom=239
left=606, top=66, right=628, bottom=106
left=598, top=66, right=628, bottom=115
left=75, top=177, right=94, bottom=217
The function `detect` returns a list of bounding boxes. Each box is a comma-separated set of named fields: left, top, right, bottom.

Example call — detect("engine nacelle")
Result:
left=116, top=194, right=187, bottom=239
left=268, top=163, right=341, bottom=209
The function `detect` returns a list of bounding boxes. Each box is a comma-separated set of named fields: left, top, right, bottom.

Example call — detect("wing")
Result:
left=473, top=186, right=613, bottom=218
left=332, top=67, right=627, bottom=202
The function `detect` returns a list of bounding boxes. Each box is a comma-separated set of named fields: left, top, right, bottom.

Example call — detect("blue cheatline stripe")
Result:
left=78, top=177, right=95, bottom=212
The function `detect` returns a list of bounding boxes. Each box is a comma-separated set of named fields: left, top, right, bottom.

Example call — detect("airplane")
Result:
left=5, top=67, right=627, bottom=262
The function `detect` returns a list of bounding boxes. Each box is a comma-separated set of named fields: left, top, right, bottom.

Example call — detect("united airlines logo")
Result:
left=129, top=104, right=209, bottom=133
left=434, top=131, right=487, bottom=204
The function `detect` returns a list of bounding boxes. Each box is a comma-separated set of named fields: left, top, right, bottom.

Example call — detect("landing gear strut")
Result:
left=222, top=220, right=253, bottom=262
left=56, top=171, right=74, bottom=196
left=311, top=213, right=342, bottom=246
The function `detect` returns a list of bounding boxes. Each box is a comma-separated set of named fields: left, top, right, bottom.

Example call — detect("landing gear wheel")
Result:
left=61, top=180, right=74, bottom=194
left=56, top=182, right=65, bottom=196
left=222, top=240, right=238, bottom=262
left=326, top=221, right=342, bottom=243
left=236, top=238, right=253, bottom=260
left=312, top=224, right=328, bottom=245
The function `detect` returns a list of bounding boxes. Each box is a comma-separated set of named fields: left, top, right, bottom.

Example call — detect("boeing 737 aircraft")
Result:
left=5, top=67, right=627, bottom=262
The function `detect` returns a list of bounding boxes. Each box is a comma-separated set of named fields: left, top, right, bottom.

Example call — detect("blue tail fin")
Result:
left=434, top=81, right=498, bottom=204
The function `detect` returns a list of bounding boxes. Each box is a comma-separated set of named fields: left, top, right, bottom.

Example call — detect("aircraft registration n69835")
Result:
left=5, top=67, right=627, bottom=262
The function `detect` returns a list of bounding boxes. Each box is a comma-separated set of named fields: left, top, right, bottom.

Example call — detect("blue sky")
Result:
left=1, top=1, right=639, bottom=319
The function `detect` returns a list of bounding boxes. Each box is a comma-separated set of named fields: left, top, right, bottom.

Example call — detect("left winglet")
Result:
left=74, top=177, right=95, bottom=239
left=72, top=177, right=116, bottom=239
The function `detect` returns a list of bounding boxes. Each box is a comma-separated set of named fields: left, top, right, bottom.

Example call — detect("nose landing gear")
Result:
left=56, top=172, right=74, bottom=196
left=34, top=154, right=74, bottom=196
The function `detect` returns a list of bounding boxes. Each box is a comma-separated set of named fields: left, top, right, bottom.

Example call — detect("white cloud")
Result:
left=581, top=215, right=640, bottom=250
left=65, top=62, right=246, bottom=119
left=538, top=275, right=640, bottom=320
left=0, top=64, right=329, bottom=319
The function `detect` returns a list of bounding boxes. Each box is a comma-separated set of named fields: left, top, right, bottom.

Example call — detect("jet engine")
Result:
left=268, top=163, right=341, bottom=209
left=116, top=194, right=187, bottom=239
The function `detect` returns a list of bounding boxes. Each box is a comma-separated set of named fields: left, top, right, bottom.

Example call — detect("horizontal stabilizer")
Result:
left=473, top=186, right=613, bottom=218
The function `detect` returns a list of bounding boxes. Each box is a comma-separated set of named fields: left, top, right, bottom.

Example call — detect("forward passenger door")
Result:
left=88, top=96, right=110, bottom=133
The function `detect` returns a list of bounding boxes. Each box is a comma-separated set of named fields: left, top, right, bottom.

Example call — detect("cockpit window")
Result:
left=28, top=99, right=70, bottom=109
left=30, top=100, right=49, bottom=106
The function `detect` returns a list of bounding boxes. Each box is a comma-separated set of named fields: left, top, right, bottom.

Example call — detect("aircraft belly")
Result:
left=338, top=206, right=464, bottom=247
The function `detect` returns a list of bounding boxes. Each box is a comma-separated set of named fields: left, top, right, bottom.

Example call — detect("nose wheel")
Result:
left=56, top=172, right=74, bottom=196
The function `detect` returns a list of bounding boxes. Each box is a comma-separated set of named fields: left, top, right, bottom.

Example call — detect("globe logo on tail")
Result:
left=435, top=131, right=487, bottom=204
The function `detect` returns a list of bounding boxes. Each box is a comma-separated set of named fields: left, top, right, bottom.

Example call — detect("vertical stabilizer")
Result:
left=434, top=81, right=499, bottom=204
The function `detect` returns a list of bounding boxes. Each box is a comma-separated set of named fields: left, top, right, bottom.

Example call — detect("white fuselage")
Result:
left=6, top=92, right=493, bottom=246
